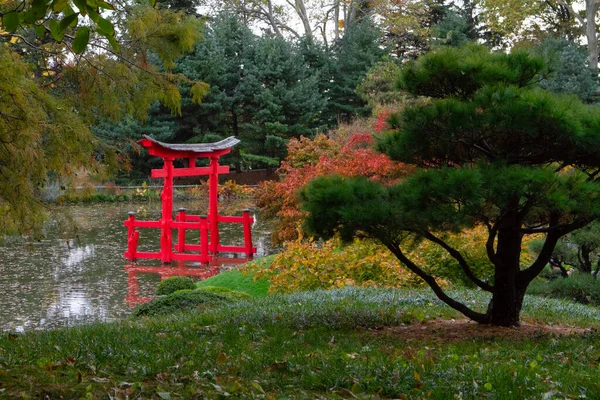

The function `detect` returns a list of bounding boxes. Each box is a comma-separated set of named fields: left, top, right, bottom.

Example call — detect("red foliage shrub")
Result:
left=257, top=115, right=414, bottom=244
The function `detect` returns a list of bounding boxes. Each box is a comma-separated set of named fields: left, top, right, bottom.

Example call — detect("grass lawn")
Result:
left=1, top=287, right=599, bottom=399
left=196, top=265, right=271, bottom=297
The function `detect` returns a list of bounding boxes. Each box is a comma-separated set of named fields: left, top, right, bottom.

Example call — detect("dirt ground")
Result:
left=374, top=319, right=592, bottom=341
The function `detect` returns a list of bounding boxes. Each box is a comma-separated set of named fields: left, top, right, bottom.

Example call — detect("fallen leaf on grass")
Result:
left=90, top=377, right=110, bottom=383
left=336, top=388, right=357, bottom=398
left=267, top=361, right=288, bottom=371
left=216, top=352, right=228, bottom=364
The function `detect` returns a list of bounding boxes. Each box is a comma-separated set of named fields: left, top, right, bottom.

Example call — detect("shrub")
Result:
left=256, top=127, right=414, bottom=244
left=527, top=273, right=600, bottom=306
left=245, top=226, right=540, bottom=293
left=133, top=289, right=230, bottom=317
left=156, top=276, right=196, bottom=296
left=245, top=238, right=428, bottom=293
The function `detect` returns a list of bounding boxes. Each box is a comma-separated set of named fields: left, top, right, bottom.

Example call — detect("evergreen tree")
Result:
left=173, top=15, right=323, bottom=168
left=320, top=19, right=387, bottom=127
left=301, top=45, right=600, bottom=326
left=91, top=102, right=178, bottom=183
left=536, top=37, right=599, bottom=103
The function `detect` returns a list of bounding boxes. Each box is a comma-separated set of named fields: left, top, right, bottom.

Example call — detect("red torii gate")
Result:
left=124, top=135, right=256, bottom=264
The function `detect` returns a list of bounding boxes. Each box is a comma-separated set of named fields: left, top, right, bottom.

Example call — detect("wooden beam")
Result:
left=151, top=165, right=230, bottom=178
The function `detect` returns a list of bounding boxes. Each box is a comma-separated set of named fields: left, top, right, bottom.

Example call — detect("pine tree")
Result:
left=319, top=19, right=387, bottom=127
left=301, top=45, right=600, bottom=326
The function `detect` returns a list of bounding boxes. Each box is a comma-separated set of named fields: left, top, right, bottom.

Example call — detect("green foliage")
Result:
left=0, top=47, right=93, bottom=236
left=1, top=0, right=119, bottom=53
left=356, top=61, right=405, bottom=106
left=397, top=43, right=546, bottom=101
left=301, top=44, right=600, bottom=325
left=536, top=38, right=599, bottom=103
left=318, top=19, right=387, bottom=126
left=245, top=239, right=428, bottom=294
left=56, top=191, right=129, bottom=204
left=531, top=221, right=600, bottom=274
left=133, top=289, right=229, bottom=316
left=195, top=286, right=253, bottom=301
left=527, top=274, right=600, bottom=306
left=156, top=276, right=196, bottom=295
left=169, top=15, right=324, bottom=168
left=431, top=8, right=470, bottom=47
left=196, top=269, right=270, bottom=297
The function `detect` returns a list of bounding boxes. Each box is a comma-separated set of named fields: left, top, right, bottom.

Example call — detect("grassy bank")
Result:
left=1, top=288, right=599, bottom=399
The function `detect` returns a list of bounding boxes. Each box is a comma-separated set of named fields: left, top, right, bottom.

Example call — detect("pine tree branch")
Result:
left=520, top=215, right=589, bottom=283
left=384, top=240, right=489, bottom=323
left=422, top=230, right=494, bottom=292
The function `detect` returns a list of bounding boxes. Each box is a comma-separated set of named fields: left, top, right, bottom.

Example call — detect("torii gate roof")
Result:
left=139, top=135, right=240, bottom=158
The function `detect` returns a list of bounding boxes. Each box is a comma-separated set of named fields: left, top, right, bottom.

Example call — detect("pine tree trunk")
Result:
left=580, top=245, right=592, bottom=273
left=486, top=211, right=525, bottom=326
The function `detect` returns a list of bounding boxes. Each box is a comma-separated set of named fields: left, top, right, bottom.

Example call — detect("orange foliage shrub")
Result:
left=256, top=116, right=415, bottom=244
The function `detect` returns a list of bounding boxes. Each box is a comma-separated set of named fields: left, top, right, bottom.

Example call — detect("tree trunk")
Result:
left=579, top=245, right=593, bottom=273
left=486, top=211, right=525, bottom=326
left=231, top=107, right=242, bottom=173
left=461, top=0, right=478, bottom=39
left=334, top=0, right=340, bottom=42
left=585, top=0, right=598, bottom=71
left=265, top=0, right=284, bottom=38
left=294, top=0, right=313, bottom=42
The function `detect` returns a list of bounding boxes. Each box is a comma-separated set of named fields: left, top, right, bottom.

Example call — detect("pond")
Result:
left=0, top=200, right=274, bottom=332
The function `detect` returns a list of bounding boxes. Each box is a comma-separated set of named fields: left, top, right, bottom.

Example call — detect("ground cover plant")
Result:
left=156, top=276, right=196, bottom=296
left=1, top=287, right=599, bottom=399
left=301, top=44, right=600, bottom=326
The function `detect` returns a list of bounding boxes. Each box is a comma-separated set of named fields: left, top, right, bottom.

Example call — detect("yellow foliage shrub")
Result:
left=246, top=225, right=540, bottom=293
left=246, top=239, right=431, bottom=294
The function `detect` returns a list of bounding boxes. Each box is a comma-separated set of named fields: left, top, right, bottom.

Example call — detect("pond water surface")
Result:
left=0, top=201, right=273, bottom=332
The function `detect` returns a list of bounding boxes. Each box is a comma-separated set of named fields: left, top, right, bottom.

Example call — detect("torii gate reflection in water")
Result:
left=124, top=135, right=256, bottom=264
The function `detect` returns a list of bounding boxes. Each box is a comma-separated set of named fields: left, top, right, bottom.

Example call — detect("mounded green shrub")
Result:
left=527, top=273, right=600, bottom=306
left=156, top=276, right=196, bottom=295
left=134, top=289, right=229, bottom=317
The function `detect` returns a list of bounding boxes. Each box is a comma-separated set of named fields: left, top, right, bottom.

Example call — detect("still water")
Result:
left=0, top=201, right=273, bottom=332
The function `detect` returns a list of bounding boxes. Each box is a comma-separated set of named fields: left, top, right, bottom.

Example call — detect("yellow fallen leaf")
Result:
left=215, top=352, right=227, bottom=364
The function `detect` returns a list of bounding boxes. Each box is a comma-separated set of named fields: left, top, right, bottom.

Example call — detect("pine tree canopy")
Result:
left=301, top=44, right=600, bottom=326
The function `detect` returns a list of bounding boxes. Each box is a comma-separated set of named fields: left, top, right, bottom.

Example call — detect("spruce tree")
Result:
left=301, top=45, right=600, bottom=326
left=174, top=15, right=323, bottom=168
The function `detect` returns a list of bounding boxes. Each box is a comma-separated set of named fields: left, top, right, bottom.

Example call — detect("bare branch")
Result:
left=556, top=0, right=586, bottom=28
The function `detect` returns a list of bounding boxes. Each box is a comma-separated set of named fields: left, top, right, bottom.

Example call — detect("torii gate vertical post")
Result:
left=209, top=155, right=220, bottom=254
left=160, top=157, right=174, bottom=263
